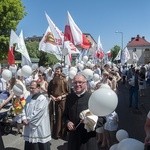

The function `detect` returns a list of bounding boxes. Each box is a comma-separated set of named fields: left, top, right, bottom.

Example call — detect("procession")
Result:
left=1, top=1, right=150, bottom=150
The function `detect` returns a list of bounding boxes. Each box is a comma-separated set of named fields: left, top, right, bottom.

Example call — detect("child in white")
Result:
left=103, top=111, right=119, bottom=148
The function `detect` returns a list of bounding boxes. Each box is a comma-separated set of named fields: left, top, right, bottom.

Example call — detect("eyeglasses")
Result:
left=73, top=81, right=86, bottom=85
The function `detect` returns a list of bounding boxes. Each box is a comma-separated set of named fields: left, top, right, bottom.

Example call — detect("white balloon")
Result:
left=70, top=67, right=77, bottom=74
left=82, top=69, right=93, bottom=80
left=13, top=83, right=24, bottom=96
left=39, top=66, right=46, bottom=73
left=109, top=144, right=118, bottom=150
left=17, top=69, right=22, bottom=77
left=117, top=138, right=144, bottom=150
left=82, top=56, right=88, bottom=63
left=2, top=69, right=12, bottom=81
left=93, top=73, right=100, bottom=82
left=69, top=70, right=76, bottom=79
left=90, top=63, right=95, bottom=68
left=9, top=65, right=17, bottom=74
left=116, top=129, right=129, bottom=142
left=80, top=61, right=84, bottom=64
left=21, top=65, right=32, bottom=78
left=86, top=61, right=92, bottom=67
left=78, top=63, right=84, bottom=71
left=32, top=64, right=38, bottom=70
left=107, top=61, right=112, bottom=66
left=100, top=83, right=111, bottom=89
left=88, top=88, right=118, bottom=116
left=90, top=81, right=96, bottom=89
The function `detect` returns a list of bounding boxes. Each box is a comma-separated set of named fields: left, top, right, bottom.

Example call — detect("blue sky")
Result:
left=17, top=0, right=150, bottom=52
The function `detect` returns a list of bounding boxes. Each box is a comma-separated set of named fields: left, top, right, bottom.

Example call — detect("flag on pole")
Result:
left=114, top=50, right=121, bottom=61
left=64, top=20, right=80, bottom=56
left=15, top=30, right=32, bottom=66
left=45, top=12, right=64, bottom=47
left=7, top=29, right=20, bottom=65
left=96, top=36, right=104, bottom=59
left=133, top=52, right=139, bottom=61
left=62, top=23, right=80, bottom=66
left=65, top=11, right=91, bottom=49
left=39, top=26, right=62, bottom=60
left=121, top=47, right=130, bottom=64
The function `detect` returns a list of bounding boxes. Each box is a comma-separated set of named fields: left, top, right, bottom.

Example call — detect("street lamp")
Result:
left=115, top=31, right=124, bottom=51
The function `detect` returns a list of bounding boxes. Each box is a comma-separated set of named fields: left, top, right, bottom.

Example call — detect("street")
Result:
left=2, top=83, right=149, bottom=150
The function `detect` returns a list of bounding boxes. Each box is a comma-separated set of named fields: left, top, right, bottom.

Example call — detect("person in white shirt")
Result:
left=22, top=81, right=51, bottom=150
left=103, top=111, right=119, bottom=148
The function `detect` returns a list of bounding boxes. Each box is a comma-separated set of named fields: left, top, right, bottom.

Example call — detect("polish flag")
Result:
left=7, top=29, right=20, bottom=65
left=65, top=11, right=91, bottom=49
left=63, top=25, right=80, bottom=66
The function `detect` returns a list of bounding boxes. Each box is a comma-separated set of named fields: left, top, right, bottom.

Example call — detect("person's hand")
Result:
left=50, top=95, right=57, bottom=101
left=145, top=134, right=150, bottom=145
left=22, top=119, right=28, bottom=125
left=67, top=121, right=75, bottom=131
left=56, top=96, right=62, bottom=101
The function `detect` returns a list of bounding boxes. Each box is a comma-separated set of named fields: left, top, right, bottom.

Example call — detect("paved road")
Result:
left=2, top=83, right=149, bottom=149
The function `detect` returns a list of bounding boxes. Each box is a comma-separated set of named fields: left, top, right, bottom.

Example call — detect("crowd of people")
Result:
left=0, top=61, right=149, bottom=150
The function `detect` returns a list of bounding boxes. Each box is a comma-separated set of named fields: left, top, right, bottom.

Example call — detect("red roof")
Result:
left=127, top=35, right=150, bottom=47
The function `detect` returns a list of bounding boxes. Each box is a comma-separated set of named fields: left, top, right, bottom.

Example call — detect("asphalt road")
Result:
left=2, top=83, right=149, bottom=150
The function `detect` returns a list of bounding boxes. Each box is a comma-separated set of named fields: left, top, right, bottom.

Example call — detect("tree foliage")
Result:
left=111, top=45, right=121, bottom=62
left=0, top=0, right=26, bottom=59
left=25, top=40, right=59, bottom=66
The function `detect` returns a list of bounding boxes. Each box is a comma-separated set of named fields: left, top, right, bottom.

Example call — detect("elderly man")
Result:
left=22, top=81, right=51, bottom=150
left=63, top=74, right=105, bottom=150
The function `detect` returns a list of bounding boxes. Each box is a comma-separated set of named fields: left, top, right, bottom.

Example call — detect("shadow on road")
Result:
left=57, top=142, right=68, bottom=150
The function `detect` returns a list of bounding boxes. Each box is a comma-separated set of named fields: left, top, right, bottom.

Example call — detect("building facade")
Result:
left=127, top=35, right=150, bottom=65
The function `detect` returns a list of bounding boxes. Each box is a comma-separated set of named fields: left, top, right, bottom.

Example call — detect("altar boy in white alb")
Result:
left=22, top=81, right=51, bottom=150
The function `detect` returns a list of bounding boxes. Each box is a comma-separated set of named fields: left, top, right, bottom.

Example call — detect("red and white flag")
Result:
left=64, top=19, right=81, bottom=65
left=65, top=11, right=91, bottom=49
left=96, top=36, right=104, bottom=59
left=7, top=29, right=20, bottom=65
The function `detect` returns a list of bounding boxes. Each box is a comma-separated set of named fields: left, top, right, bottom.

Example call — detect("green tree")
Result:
left=25, top=40, right=59, bottom=66
left=111, top=45, right=121, bottom=62
left=0, top=0, right=26, bottom=60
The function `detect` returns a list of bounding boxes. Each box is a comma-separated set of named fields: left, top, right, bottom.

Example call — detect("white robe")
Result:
left=22, top=94, right=51, bottom=143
